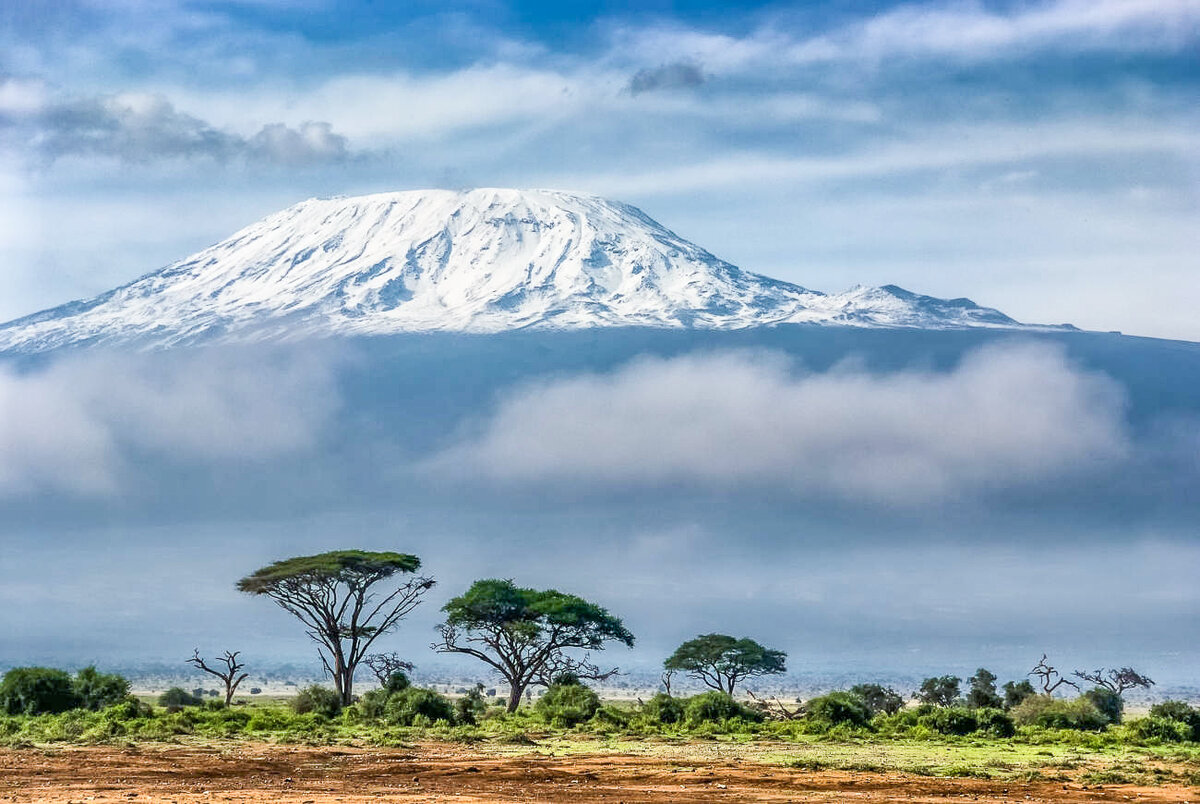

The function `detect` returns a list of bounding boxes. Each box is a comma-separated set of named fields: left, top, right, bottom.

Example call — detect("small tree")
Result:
left=966, top=668, right=1003, bottom=709
left=187, top=649, right=249, bottom=706
left=663, top=634, right=786, bottom=695
left=364, top=653, right=415, bottom=688
left=1073, top=666, right=1155, bottom=696
left=432, top=579, right=634, bottom=712
left=850, top=683, right=905, bottom=717
left=238, top=550, right=435, bottom=705
left=914, top=675, right=961, bottom=707
left=1002, top=679, right=1036, bottom=709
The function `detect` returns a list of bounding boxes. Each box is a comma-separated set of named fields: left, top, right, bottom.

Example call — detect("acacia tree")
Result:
left=432, top=579, right=634, bottom=712
left=187, top=649, right=249, bottom=706
left=914, top=675, right=961, bottom=707
left=237, top=550, right=435, bottom=705
left=663, top=634, right=786, bottom=695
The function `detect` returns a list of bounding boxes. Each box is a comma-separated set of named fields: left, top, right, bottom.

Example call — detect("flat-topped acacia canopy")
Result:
left=236, top=550, right=422, bottom=593
left=237, top=549, right=433, bottom=705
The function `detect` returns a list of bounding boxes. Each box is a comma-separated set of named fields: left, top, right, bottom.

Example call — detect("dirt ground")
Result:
left=0, top=742, right=1195, bottom=803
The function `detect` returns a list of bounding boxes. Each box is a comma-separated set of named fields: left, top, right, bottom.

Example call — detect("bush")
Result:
left=102, top=698, right=153, bottom=722
left=683, top=691, right=763, bottom=726
left=158, top=687, right=205, bottom=709
left=974, top=707, right=1017, bottom=737
left=1, top=667, right=82, bottom=715
left=454, top=684, right=487, bottom=725
left=535, top=682, right=600, bottom=728
left=382, top=671, right=411, bottom=693
left=804, top=692, right=871, bottom=728
left=72, top=667, right=131, bottom=711
left=290, top=685, right=342, bottom=718
left=918, top=706, right=978, bottom=736
left=383, top=687, right=455, bottom=726
left=1147, top=700, right=1200, bottom=740
left=849, top=684, right=904, bottom=717
left=1126, top=716, right=1195, bottom=743
left=1081, top=687, right=1123, bottom=725
left=1011, top=695, right=1108, bottom=731
left=642, top=693, right=686, bottom=725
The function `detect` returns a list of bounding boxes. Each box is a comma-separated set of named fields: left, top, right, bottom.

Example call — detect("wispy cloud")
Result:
left=432, top=343, right=1130, bottom=505
left=615, top=0, right=1200, bottom=70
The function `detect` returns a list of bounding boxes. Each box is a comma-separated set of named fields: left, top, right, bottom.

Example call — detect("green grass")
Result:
left=1, top=698, right=1198, bottom=788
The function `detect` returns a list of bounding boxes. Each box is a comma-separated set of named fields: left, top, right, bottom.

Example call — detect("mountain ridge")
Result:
left=0, top=188, right=1071, bottom=353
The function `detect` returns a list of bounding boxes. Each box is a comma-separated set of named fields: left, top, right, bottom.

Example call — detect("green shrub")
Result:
left=804, top=692, right=871, bottom=728
left=1011, top=695, right=1108, bottom=731
left=290, top=685, right=342, bottom=718
left=974, top=707, right=1016, bottom=737
left=849, top=684, right=904, bottom=717
left=918, top=706, right=978, bottom=736
left=157, top=687, right=205, bottom=709
left=683, top=691, right=763, bottom=726
left=102, top=699, right=152, bottom=722
left=454, top=684, right=487, bottom=725
left=535, top=682, right=600, bottom=728
left=382, top=671, right=411, bottom=693
left=1147, top=700, right=1200, bottom=740
left=590, top=705, right=630, bottom=730
left=642, top=693, right=686, bottom=725
left=1126, top=716, right=1194, bottom=743
left=383, top=687, right=455, bottom=726
left=1081, top=687, right=1123, bottom=725
left=356, top=688, right=390, bottom=721
left=1, top=668, right=82, bottom=715
left=72, top=667, right=131, bottom=711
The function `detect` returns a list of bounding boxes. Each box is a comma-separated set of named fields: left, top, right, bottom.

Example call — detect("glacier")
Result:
left=0, top=188, right=1069, bottom=353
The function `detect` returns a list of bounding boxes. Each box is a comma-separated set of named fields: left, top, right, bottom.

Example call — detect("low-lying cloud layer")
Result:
left=435, top=343, right=1130, bottom=505
left=0, top=348, right=339, bottom=496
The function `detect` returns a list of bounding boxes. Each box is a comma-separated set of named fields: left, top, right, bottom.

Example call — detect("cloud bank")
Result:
left=435, top=343, right=1130, bottom=505
left=0, top=87, right=353, bottom=166
left=0, top=347, right=340, bottom=496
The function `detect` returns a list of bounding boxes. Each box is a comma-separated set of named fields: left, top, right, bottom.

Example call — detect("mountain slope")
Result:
left=0, top=188, right=1059, bottom=352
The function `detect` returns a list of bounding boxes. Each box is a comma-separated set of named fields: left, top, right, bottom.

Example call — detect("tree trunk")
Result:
left=506, top=683, right=525, bottom=713
left=224, top=682, right=234, bottom=707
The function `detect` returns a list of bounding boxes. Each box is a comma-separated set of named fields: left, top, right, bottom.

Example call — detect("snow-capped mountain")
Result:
left=0, top=189, right=1061, bottom=352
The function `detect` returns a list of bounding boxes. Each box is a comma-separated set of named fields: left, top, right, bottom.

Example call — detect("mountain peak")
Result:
left=0, top=188, right=1059, bottom=352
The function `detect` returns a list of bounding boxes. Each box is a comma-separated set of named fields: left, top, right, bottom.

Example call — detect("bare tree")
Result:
left=531, top=652, right=621, bottom=688
left=364, top=652, right=414, bottom=687
left=1073, top=667, right=1155, bottom=695
left=1029, top=654, right=1079, bottom=695
left=660, top=669, right=675, bottom=697
left=187, top=649, right=249, bottom=706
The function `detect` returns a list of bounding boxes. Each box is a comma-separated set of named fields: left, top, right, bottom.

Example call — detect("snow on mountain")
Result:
left=0, top=189, right=1061, bottom=352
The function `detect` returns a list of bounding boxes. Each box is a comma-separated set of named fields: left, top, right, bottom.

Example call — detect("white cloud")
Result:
left=433, top=343, right=1130, bottom=505
left=0, top=347, right=339, bottom=496
left=615, top=0, right=1200, bottom=69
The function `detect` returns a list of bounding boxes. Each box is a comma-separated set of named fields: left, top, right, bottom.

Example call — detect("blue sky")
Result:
left=0, top=0, right=1197, bottom=342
